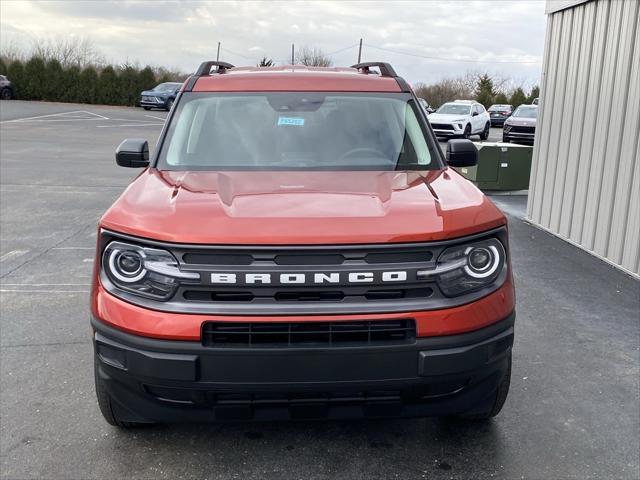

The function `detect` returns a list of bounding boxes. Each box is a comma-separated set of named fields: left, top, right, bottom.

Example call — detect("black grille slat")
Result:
left=430, top=123, right=455, bottom=130
left=510, top=126, right=535, bottom=133
left=202, top=320, right=416, bottom=348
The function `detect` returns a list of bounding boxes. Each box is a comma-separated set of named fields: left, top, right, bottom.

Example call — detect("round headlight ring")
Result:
left=464, top=245, right=501, bottom=279
left=108, top=248, right=146, bottom=283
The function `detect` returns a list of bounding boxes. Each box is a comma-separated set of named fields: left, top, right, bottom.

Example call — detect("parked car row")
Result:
left=421, top=97, right=538, bottom=145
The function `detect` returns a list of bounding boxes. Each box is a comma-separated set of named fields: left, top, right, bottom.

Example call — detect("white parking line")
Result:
left=0, top=110, right=109, bottom=124
left=0, top=289, right=88, bottom=293
left=96, top=123, right=163, bottom=128
left=0, top=250, right=29, bottom=262
left=144, top=114, right=167, bottom=121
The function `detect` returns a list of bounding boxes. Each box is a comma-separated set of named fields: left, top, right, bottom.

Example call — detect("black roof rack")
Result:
left=184, top=61, right=235, bottom=91
left=350, top=62, right=397, bottom=78
left=195, top=61, right=235, bottom=76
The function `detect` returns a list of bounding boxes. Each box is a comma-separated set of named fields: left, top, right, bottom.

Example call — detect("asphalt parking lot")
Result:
left=1, top=100, right=638, bottom=480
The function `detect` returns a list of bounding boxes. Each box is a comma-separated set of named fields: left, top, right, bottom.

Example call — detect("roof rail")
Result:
left=350, top=62, right=397, bottom=78
left=184, top=61, right=236, bottom=92
left=195, top=61, right=235, bottom=76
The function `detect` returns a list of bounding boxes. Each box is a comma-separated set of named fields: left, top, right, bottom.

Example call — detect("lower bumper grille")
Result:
left=202, top=319, right=416, bottom=348
left=509, top=126, right=535, bottom=134
left=430, top=123, right=455, bottom=130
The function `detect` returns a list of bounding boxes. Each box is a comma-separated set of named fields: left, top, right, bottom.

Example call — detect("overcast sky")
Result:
left=1, top=0, right=546, bottom=87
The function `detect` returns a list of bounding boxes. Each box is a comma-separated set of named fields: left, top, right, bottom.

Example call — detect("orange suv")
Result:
left=91, top=61, right=515, bottom=426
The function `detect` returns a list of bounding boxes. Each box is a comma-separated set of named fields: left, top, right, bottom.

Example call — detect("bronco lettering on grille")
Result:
left=210, top=271, right=408, bottom=285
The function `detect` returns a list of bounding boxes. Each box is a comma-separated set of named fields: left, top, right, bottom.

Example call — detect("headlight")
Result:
left=102, top=241, right=199, bottom=300
left=418, top=238, right=506, bottom=297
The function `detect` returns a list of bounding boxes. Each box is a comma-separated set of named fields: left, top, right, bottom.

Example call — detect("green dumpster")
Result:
left=455, top=142, right=533, bottom=191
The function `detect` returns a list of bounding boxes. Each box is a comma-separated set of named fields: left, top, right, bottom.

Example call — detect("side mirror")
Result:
left=472, top=111, right=479, bottom=117
left=446, top=139, right=478, bottom=167
left=116, top=139, right=149, bottom=168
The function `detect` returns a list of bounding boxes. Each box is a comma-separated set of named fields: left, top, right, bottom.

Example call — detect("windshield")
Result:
left=157, top=92, right=440, bottom=171
left=153, top=83, right=179, bottom=92
left=513, top=106, right=538, bottom=118
left=436, top=104, right=471, bottom=115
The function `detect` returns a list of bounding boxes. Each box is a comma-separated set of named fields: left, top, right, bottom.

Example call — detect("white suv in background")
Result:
left=428, top=100, right=491, bottom=140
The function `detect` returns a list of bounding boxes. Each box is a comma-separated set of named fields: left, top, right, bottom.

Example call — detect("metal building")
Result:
left=527, top=0, right=639, bottom=278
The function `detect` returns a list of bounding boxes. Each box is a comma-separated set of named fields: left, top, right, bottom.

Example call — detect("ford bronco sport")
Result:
left=91, top=61, right=515, bottom=426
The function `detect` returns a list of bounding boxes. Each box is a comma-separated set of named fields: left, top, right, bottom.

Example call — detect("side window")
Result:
left=472, top=105, right=479, bottom=115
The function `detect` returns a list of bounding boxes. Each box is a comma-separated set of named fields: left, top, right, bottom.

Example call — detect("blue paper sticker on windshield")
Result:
left=277, top=117, right=305, bottom=126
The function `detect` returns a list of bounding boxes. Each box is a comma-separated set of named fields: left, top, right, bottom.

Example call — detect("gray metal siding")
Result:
left=528, top=0, right=640, bottom=277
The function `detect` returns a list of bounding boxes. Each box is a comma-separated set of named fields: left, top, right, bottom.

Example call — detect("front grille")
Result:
left=183, top=286, right=434, bottom=303
left=430, top=123, right=455, bottom=130
left=202, top=319, right=416, bottom=348
left=510, top=125, right=535, bottom=134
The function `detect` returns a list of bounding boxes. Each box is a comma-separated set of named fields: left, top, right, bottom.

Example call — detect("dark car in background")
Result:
left=503, top=104, right=538, bottom=144
left=139, top=82, right=182, bottom=110
left=0, top=75, right=14, bottom=100
left=488, top=104, right=513, bottom=127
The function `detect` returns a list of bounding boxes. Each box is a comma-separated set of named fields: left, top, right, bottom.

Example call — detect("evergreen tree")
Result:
left=257, top=57, right=274, bottom=67
left=528, top=85, right=540, bottom=104
left=509, top=87, right=528, bottom=109
left=62, top=65, right=81, bottom=103
left=97, top=65, right=119, bottom=105
left=6, top=61, right=25, bottom=99
left=119, top=65, right=140, bottom=106
left=23, top=57, right=46, bottom=100
left=43, top=59, right=64, bottom=101
left=78, top=66, right=99, bottom=104
left=474, top=74, right=495, bottom=108
left=0, top=58, right=7, bottom=75
left=138, top=66, right=156, bottom=91
left=493, top=92, right=509, bottom=105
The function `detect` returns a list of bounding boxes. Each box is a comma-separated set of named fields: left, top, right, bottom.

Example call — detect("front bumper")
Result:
left=139, top=96, right=167, bottom=108
left=92, top=312, right=514, bottom=422
left=503, top=129, right=535, bottom=143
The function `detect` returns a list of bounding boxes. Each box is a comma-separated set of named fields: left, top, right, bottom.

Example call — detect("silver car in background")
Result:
left=503, top=104, right=538, bottom=144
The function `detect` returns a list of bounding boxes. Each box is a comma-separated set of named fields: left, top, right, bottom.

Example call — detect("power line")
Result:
left=326, top=43, right=359, bottom=56
left=364, top=43, right=542, bottom=64
left=220, top=47, right=259, bottom=62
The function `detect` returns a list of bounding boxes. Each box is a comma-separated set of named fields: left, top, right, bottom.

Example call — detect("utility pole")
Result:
left=357, top=38, right=363, bottom=64
left=291, top=43, right=295, bottom=64
left=216, top=42, right=221, bottom=61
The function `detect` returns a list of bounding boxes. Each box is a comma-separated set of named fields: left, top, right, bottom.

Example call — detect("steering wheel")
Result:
left=338, top=147, right=388, bottom=163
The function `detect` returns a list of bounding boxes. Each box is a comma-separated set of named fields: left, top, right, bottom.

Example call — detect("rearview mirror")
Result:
left=446, top=139, right=478, bottom=167
left=116, top=139, right=149, bottom=168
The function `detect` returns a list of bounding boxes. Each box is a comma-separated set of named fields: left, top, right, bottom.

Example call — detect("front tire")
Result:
left=463, top=124, right=471, bottom=139
left=0, top=87, right=13, bottom=100
left=166, top=98, right=174, bottom=111
left=143, top=106, right=151, bottom=110
left=94, top=357, right=147, bottom=428
left=480, top=122, right=490, bottom=140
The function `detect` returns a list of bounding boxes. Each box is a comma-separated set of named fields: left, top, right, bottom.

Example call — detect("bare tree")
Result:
left=414, top=77, right=473, bottom=108
left=30, top=36, right=104, bottom=68
left=295, top=46, right=333, bottom=67
left=0, top=39, right=27, bottom=63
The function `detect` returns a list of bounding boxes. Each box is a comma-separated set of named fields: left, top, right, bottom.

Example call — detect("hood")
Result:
left=100, top=169, right=505, bottom=245
left=506, top=117, right=537, bottom=126
left=428, top=113, right=468, bottom=123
